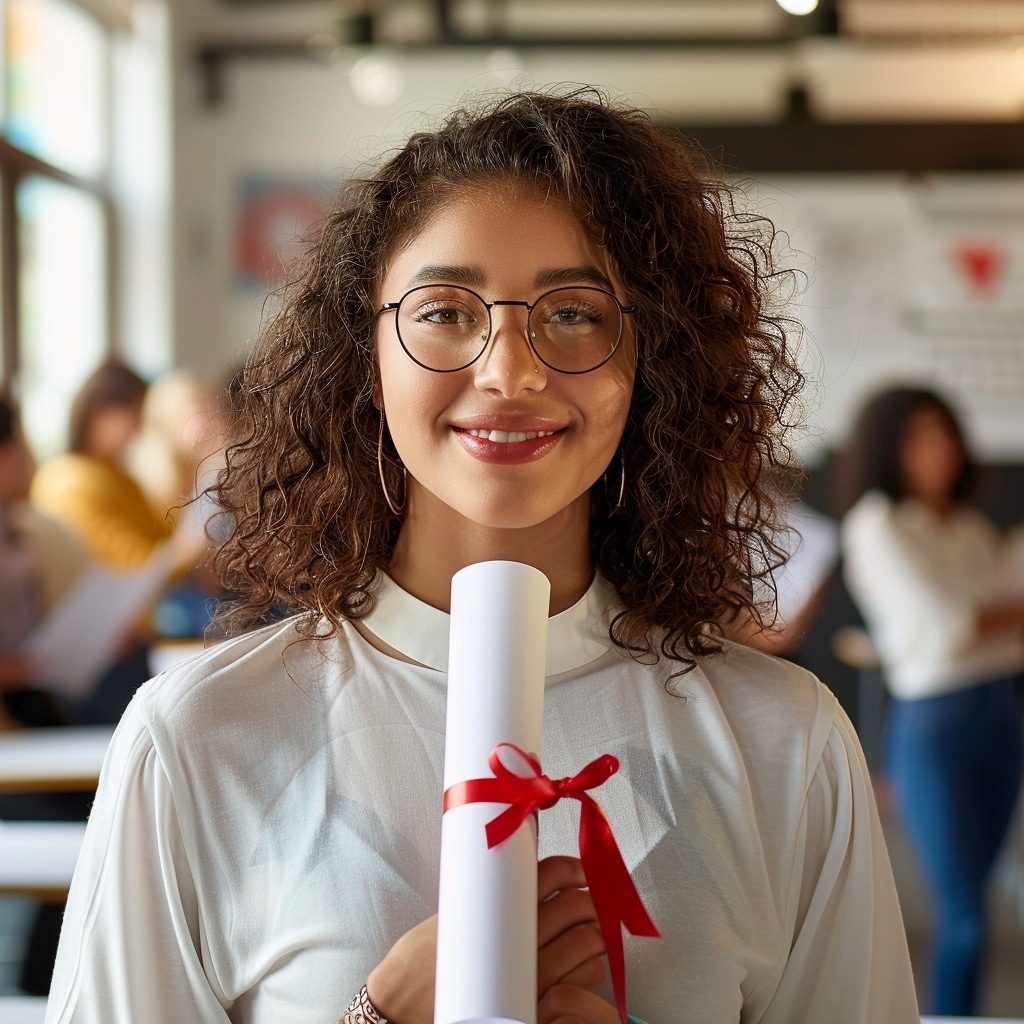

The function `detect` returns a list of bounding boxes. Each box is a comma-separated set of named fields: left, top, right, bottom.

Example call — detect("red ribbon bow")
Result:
left=442, top=743, right=660, bottom=1024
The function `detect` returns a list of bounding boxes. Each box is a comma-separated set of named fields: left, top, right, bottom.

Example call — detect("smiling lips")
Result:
left=463, top=428, right=557, bottom=443
left=453, top=424, right=566, bottom=464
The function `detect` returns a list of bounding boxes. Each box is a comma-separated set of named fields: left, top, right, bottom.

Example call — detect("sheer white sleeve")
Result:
left=45, top=699, right=233, bottom=1024
left=756, top=707, right=919, bottom=1023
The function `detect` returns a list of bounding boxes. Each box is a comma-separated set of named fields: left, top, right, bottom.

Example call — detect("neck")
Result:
left=388, top=489, right=594, bottom=615
left=906, top=489, right=954, bottom=518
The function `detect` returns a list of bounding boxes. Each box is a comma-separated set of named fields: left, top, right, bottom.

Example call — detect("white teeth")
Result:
left=464, top=428, right=556, bottom=443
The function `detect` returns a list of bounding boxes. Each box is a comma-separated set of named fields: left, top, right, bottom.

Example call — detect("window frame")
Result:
left=0, top=0, right=117, bottom=397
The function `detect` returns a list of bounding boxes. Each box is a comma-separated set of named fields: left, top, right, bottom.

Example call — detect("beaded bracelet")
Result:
left=339, top=985, right=389, bottom=1024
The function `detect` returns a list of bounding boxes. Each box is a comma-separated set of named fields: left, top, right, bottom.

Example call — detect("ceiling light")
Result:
left=776, top=0, right=819, bottom=14
left=349, top=54, right=404, bottom=107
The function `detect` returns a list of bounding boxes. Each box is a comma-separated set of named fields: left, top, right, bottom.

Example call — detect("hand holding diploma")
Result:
left=365, top=561, right=655, bottom=1024
left=535, top=858, right=618, bottom=1024
left=366, top=857, right=615, bottom=1024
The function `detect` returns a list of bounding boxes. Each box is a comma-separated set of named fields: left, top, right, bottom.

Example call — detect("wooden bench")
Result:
left=0, top=725, right=113, bottom=794
left=0, top=821, right=86, bottom=900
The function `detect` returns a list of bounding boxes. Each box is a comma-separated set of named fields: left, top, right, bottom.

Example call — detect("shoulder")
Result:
left=10, top=500, right=83, bottom=553
left=137, top=618, right=353, bottom=765
left=951, top=502, right=1000, bottom=541
left=588, top=638, right=848, bottom=801
left=9, top=502, right=89, bottom=605
left=636, top=643, right=860, bottom=863
left=32, top=454, right=122, bottom=500
left=696, top=646, right=868, bottom=848
left=692, top=641, right=840, bottom=758
left=33, top=452, right=95, bottom=483
left=30, top=453, right=79, bottom=495
left=841, top=489, right=894, bottom=537
left=841, top=491, right=924, bottom=567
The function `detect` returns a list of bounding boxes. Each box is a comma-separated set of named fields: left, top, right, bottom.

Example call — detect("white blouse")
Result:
left=46, top=573, right=918, bottom=1023
left=842, top=490, right=1024, bottom=699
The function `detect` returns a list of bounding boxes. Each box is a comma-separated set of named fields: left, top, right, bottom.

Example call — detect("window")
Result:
left=0, top=0, right=114, bottom=456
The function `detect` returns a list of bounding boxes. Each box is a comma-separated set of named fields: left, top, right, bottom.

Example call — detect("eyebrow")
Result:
left=534, top=266, right=615, bottom=290
left=404, top=264, right=615, bottom=291
left=406, top=265, right=485, bottom=288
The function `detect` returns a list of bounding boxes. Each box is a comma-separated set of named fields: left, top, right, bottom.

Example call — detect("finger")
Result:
left=538, top=921, right=606, bottom=994
left=559, top=951, right=608, bottom=991
left=538, top=856, right=587, bottom=903
left=538, top=886, right=598, bottom=947
left=538, top=983, right=620, bottom=1024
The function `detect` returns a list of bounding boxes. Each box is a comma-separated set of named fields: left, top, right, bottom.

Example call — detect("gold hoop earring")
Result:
left=604, top=449, right=625, bottom=516
left=377, top=414, right=406, bottom=516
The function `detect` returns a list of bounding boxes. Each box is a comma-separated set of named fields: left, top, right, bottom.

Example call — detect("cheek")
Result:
left=376, top=356, right=456, bottom=463
left=588, top=366, right=635, bottom=440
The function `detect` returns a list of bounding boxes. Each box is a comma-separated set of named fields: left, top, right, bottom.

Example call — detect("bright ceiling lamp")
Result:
left=776, top=0, right=819, bottom=14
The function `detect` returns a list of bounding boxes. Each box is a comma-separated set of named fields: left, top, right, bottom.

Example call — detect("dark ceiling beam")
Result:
left=196, top=32, right=815, bottom=107
left=682, top=121, right=1024, bottom=173
left=194, top=0, right=842, bottom=105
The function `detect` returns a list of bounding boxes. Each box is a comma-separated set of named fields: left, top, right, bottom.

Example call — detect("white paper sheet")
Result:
left=771, top=503, right=840, bottom=625
left=435, top=561, right=550, bottom=1024
left=19, top=544, right=175, bottom=699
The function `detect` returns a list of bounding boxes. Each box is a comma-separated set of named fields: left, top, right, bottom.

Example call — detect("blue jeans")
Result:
left=884, top=674, right=1023, bottom=1016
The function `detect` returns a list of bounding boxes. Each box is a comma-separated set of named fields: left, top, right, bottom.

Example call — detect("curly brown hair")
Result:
left=214, top=87, right=805, bottom=670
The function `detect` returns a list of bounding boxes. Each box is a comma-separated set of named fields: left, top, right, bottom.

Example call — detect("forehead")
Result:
left=380, top=182, right=618, bottom=292
left=904, top=404, right=954, bottom=433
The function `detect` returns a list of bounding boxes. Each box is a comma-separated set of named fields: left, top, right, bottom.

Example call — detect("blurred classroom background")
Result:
left=2, top=0, right=1024, bottom=1014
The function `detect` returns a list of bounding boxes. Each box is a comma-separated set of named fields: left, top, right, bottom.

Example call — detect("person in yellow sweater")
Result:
left=31, top=360, right=174, bottom=570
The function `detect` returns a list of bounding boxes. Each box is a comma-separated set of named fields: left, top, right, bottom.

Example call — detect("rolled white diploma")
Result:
left=434, top=560, right=551, bottom=1024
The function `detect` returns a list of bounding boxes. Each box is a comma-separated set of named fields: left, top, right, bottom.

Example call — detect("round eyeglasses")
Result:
left=378, top=285, right=636, bottom=374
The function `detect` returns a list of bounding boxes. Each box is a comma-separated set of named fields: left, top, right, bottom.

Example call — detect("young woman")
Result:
left=837, top=386, right=1024, bottom=1017
left=31, top=360, right=174, bottom=570
left=45, top=90, right=918, bottom=1024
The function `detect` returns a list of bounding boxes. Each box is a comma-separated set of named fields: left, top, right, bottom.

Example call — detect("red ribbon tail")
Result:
left=577, top=797, right=661, bottom=1024
left=601, top=899, right=629, bottom=1024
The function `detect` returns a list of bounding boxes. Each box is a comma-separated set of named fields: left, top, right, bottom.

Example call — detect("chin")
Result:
left=409, top=478, right=589, bottom=533
left=441, top=487, right=578, bottom=530
left=460, top=504, right=561, bottom=531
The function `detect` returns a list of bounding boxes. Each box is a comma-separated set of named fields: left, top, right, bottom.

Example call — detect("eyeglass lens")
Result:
left=393, top=285, right=623, bottom=373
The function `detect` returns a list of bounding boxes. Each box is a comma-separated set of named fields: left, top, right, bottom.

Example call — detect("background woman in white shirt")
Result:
left=46, top=90, right=918, bottom=1024
left=838, top=385, right=1024, bottom=1017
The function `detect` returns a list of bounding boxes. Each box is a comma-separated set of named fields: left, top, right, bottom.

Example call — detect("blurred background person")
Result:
left=127, top=368, right=228, bottom=517
left=743, top=497, right=840, bottom=660
left=1, top=391, right=149, bottom=995
left=833, top=385, right=1024, bottom=1017
left=0, top=393, right=88, bottom=728
left=0, top=391, right=152, bottom=729
left=30, top=360, right=173, bottom=570
left=126, top=369, right=232, bottom=638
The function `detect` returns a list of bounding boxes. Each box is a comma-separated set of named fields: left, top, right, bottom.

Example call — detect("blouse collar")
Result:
left=362, top=570, right=620, bottom=675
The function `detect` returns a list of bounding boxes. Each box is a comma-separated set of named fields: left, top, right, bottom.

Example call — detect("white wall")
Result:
left=749, top=174, right=1024, bottom=462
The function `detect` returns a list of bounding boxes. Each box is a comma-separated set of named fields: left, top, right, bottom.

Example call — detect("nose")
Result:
left=472, top=305, right=546, bottom=396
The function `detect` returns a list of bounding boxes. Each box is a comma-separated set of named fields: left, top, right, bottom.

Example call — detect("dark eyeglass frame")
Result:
left=378, top=284, right=636, bottom=375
